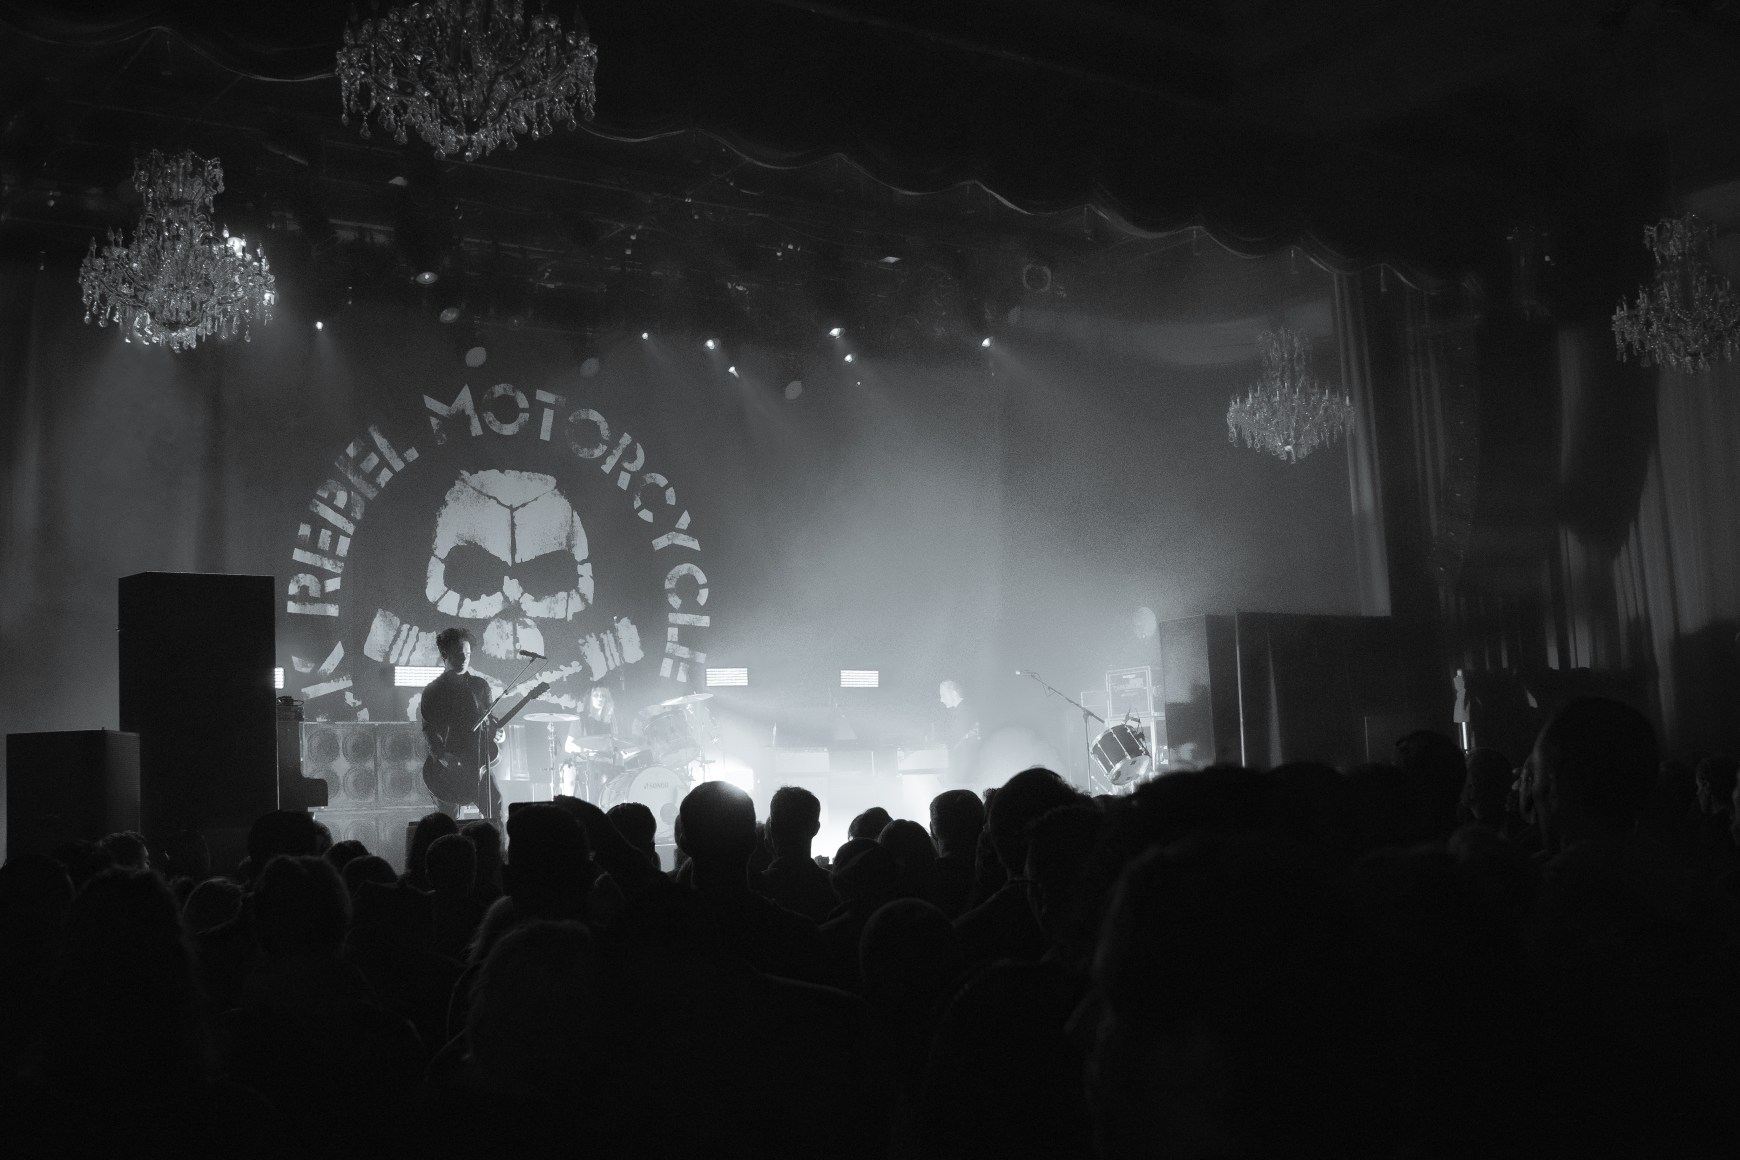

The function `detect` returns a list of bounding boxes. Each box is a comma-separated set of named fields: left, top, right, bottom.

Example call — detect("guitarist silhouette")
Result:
left=420, top=628, right=507, bottom=818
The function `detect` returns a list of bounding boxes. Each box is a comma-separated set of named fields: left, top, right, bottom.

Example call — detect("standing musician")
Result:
left=936, top=678, right=982, bottom=785
left=421, top=627, right=505, bottom=819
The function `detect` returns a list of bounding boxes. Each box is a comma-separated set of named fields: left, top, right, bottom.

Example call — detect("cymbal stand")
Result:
left=1016, top=669, right=1109, bottom=793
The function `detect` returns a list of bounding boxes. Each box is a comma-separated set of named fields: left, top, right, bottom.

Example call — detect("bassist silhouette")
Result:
left=420, top=628, right=505, bottom=819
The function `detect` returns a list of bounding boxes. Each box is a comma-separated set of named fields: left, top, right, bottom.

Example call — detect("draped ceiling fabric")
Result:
left=0, top=0, right=1673, bottom=287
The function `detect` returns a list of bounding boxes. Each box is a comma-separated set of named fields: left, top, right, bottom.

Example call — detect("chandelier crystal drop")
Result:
left=1611, top=214, right=1740, bottom=374
left=78, top=150, right=276, bottom=353
left=337, top=0, right=599, bottom=163
left=1226, top=328, right=1355, bottom=464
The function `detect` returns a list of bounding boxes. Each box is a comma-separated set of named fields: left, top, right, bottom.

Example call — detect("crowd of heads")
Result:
left=4, top=695, right=1740, bottom=1157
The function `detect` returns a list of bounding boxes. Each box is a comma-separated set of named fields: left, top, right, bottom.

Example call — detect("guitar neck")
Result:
left=489, top=681, right=552, bottom=732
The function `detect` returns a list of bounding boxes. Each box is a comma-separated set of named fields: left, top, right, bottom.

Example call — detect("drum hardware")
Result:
left=1016, top=669, right=1112, bottom=792
left=565, top=733, right=617, bottom=757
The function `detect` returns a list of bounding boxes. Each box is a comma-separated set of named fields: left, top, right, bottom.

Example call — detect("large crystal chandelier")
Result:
left=1226, top=328, right=1355, bottom=464
left=78, top=150, right=275, bottom=353
left=337, top=0, right=598, bottom=163
left=1611, top=213, right=1740, bottom=374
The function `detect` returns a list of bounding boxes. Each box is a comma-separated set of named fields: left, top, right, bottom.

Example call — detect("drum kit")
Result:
left=518, top=692, right=719, bottom=843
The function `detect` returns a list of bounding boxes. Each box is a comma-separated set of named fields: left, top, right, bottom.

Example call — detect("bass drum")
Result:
left=600, top=765, right=689, bottom=845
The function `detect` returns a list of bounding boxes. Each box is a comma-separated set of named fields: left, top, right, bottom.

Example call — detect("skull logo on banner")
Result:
left=363, top=469, right=641, bottom=708
left=425, top=469, right=593, bottom=658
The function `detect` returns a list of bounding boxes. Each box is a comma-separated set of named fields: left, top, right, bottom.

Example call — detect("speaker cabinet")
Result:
left=5, top=730, right=141, bottom=859
left=314, top=808, right=427, bottom=874
left=1158, top=615, right=1241, bottom=768
left=1158, top=613, right=1435, bottom=771
left=301, top=722, right=380, bottom=810
left=300, top=722, right=436, bottom=812
left=118, top=573, right=277, bottom=841
left=375, top=724, right=432, bottom=808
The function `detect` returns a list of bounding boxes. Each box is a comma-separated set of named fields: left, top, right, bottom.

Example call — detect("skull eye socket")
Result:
left=441, top=543, right=509, bottom=601
left=439, top=543, right=580, bottom=603
left=510, top=549, right=582, bottom=599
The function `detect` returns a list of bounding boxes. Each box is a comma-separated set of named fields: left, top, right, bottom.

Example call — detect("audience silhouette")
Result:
left=7, top=695, right=1739, bottom=1158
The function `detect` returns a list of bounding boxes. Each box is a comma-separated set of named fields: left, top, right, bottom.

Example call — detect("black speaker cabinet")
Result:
left=118, top=572, right=278, bottom=841
left=5, top=730, right=141, bottom=859
left=1157, top=615, right=1242, bottom=768
left=1158, top=613, right=1436, bottom=771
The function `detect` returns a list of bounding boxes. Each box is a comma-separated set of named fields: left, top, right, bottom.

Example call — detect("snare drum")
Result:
left=1091, top=722, right=1152, bottom=786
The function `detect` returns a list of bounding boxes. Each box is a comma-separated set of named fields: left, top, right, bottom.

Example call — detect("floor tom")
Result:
left=1091, top=722, right=1152, bottom=786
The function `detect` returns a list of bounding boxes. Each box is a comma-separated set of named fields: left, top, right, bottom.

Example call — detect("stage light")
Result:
left=641, top=331, right=649, bottom=340
left=829, top=326, right=844, bottom=337
left=840, top=669, right=880, bottom=689
left=843, top=353, right=855, bottom=363
left=981, top=337, right=992, bottom=348
left=274, top=667, right=285, bottom=690
left=415, top=270, right=439, bottom=285
left=439, top=306, right=462, bottom=323
left=706, top=667, right=749, bottom=687
left=727, top=365, right=739, bottom=377
left=784, top=380, right=803, bottom=400
left=314, top=320, right=324, bottom=331
left=704, top=338, right=717, bottom=350
left=395, top=665, right=445, bottom=687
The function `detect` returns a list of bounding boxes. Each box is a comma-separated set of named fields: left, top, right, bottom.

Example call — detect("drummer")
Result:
left=560, top=686, right=628, bottom=802
left=579, top=686, right=621, bottom=742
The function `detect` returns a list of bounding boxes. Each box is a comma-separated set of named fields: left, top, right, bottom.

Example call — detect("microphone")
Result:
left=519, top=649, right=545, bottom=660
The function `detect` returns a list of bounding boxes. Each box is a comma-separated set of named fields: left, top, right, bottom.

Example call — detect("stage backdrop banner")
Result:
left=279, top=360, right=715, bottom=723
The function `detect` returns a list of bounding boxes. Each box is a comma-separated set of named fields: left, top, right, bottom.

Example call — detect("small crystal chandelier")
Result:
left=337, top=0, right=599, bottom=163
left=1226, top=328, right=1354, bottom=464
left=1611, top=213, right=1740, bottom=374
left=78, top=150, right=275, bottom=353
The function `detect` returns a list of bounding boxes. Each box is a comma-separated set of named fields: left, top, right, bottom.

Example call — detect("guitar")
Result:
left=423, top=680, right=551, bottom=805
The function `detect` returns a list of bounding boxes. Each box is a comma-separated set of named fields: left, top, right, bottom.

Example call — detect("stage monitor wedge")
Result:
left=119, top=572, right=277, bottom=842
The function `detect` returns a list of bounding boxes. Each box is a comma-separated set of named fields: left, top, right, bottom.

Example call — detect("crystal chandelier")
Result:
left=1226, top=328, right=1355, bottom=464
left=1611, top=214, right=1740, bottom=374
left=78, top=150, right=275, bottom=353
left=337, top=0, right=598, bottom=163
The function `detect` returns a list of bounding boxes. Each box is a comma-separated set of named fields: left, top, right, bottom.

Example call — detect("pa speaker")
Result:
left=118, top=573, right=277, bottom=840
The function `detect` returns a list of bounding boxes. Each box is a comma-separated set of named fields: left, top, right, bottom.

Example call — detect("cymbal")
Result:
left=522, top=712, right=582, bottom=723
left=659, top=692, right=714, bottom=707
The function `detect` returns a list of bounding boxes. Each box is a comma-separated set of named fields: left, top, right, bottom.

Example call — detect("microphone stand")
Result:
left=470, top=656, right=540, bottom=822
left=1016, top=670, right=1104, bottom=788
